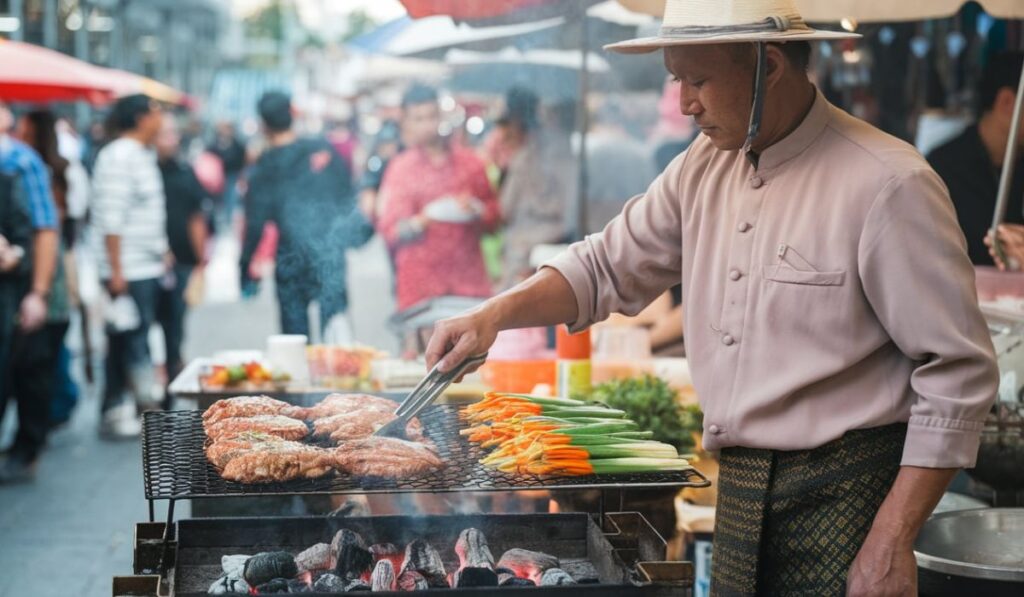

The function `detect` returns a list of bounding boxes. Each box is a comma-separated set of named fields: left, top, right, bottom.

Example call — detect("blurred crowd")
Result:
left=0, top=77, right=693, bottom=485
left=2, top=47, right=1021, bottom=486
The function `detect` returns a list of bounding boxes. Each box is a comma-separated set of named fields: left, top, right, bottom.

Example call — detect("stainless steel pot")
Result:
left=915, top=508, right=1024, bottom=596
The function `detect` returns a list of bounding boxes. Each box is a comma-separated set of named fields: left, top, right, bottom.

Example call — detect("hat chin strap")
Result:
left=744, top=41, right=768, bottom=161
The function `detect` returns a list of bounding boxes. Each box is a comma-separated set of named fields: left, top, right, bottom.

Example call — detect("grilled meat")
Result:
left=312, top=411, right=424, bottom=443
left=205, top=414, right=309, bottom=443
left=219, top=443, right=334, bottom=483
left=332, top=437, right=443, bottom=478
left=297, top=393, right=397, bottom=421
left=202, top=395, right=302, bottom=426
left=205, top=432, right=291, bottom=469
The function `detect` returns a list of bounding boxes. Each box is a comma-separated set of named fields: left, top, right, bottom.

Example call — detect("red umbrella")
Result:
left=399, top=0, right=602, bottom=24
left=0, top=39, right=114, bottom=104
left=401, top=0, right=555, bottom=20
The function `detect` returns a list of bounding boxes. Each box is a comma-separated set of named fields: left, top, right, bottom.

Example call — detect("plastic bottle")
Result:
left=555, top=325, right=591, bottom=399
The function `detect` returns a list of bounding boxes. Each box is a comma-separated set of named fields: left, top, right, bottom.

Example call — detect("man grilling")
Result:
left=424, top=1, right=998, bottom=595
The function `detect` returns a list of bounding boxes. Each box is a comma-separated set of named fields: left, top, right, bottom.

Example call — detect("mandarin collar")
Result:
left=755, top=88, right=831, bottom=173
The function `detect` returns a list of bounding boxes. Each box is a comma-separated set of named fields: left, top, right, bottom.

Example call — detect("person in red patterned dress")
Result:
left=378, top=85, right=500, bottom=312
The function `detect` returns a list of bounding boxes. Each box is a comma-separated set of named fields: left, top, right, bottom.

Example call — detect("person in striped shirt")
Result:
left=90, top=95, right=168, bottom=439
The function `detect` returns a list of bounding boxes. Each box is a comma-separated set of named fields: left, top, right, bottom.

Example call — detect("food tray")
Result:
left=141, top=406, right=710, bottom=500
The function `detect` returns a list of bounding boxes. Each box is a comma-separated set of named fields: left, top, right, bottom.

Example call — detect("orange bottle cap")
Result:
left=556, top=326, right=591, bottom=359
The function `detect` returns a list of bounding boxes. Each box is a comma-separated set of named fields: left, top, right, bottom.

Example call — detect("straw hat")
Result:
left=606, top=0, right=860, bottom=54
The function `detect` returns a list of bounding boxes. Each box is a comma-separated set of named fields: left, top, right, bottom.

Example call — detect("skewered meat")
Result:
left=202, top=395, right=302, bottom=426
left=371, top=559, right=397, bottom=591
left=205, top=432, right=290, bottom=469
left=312, top=411, right=424, bottom=442
left=332, top=437, right=443, bottom=478
left=219, top=443, right=334, bottom=483
left=400, top=539, right=448, bottom=588
left=294, top=542, right=333, bottom=573
left=297, top=393, right=397, bottom=420
left=205, top=415, right=309, bottom=442
left=242, top=551, right=298, bottom=587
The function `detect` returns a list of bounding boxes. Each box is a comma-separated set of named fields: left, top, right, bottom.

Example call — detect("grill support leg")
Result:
left=148, top=499, right=154, bottom=523
left=158, top=499, right=176, bottom=577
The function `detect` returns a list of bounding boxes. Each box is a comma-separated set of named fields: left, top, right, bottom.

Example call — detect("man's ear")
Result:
left=763, top=44, right=788, bottom=90
left=995, top=87, right=1018, bottom=121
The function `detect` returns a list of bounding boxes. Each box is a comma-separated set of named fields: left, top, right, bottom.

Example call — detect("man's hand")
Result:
left=425, top=305, right=501, bottom=374
left=848, top=466, right=955, bottom=597
left=846, top=529, right=917, bottom=596
left=985, top=224, right=1024, bottom=271
left=108, top=270, right=128, bottom=296
left=18, top=291, right=47, bottom=332
left=0, top=246, right=22, bottom=272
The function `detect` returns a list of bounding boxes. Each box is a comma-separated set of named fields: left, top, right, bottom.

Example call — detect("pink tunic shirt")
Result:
left=546, top=91, right=998, bottom=468
left=378, top=145, right=500, bottom=311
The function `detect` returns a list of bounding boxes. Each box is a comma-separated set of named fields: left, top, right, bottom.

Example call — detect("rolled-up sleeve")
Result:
left=544, top=152, right=686, bottom=332
left=859, top=168, right=998, bottom=468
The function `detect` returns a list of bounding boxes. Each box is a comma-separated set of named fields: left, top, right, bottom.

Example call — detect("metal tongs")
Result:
left=374, top=353, right=488, bottom=439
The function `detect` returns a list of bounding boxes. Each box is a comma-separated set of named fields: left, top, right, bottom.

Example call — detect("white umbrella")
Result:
left=617, top=0, right=1024, bottom=20
left=588, top=0, right=657, bottom=26
left=335, top=52, right=450, bottom=95
left=445, top=47, right=611, bottom=71
left=380, top=16, right=566, bottom=56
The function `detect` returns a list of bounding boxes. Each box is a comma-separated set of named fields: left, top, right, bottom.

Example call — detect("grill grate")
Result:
left=142, top=407, right=709, bottom=500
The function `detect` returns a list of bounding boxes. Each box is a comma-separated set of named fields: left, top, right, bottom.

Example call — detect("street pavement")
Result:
left=0, top=231, right=397, bottom=597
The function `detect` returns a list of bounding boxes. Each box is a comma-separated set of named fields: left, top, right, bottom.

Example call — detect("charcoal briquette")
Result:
left=312, top=572, right=346, bottom=593
left=244, top=551, right=299, bottom=587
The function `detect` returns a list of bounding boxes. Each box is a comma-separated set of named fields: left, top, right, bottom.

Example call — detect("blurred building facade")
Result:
left=0, top=0, right=225, bottom=97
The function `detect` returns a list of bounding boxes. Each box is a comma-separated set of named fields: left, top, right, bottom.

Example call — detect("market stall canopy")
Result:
left=335, top=52, right=450, bottom=95
left=0, top=39, right=113, bottom=104
left=446, top=47, right=610, bottom=99
left=101, top=67, right=191, bottom=106
left=399, top=0, right=603, bottom=24
left=588, top=0, right=657, bottom=26
left=618, top=0, right=1024, bottom=21
left=348, top=15, right=565, bottom=57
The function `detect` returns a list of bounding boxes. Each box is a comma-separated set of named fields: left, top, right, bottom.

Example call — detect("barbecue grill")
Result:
left=116, top=512, right=694, bottom=596
left=127, top=400, right=709, bottom=595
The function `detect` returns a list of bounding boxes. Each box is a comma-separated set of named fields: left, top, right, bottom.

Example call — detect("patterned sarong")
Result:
left=710, top=423, right=906, bottom=596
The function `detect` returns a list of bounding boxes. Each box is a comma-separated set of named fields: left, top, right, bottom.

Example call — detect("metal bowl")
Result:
left=915, top=508, right=1024, bottom=582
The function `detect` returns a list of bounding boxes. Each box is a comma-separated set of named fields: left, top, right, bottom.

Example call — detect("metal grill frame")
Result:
left=142, top=407, right=710, bottom=501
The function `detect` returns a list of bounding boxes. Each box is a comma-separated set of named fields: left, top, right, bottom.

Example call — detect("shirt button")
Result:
left=722, top=334, right=735, bottom=346
left=708, top=424, right=722, bottom=435
left=751, top=176, right=764, bottom=188
left=738, top=222, right=751, bottom=233
left=729, top=269, right=742, bottom=281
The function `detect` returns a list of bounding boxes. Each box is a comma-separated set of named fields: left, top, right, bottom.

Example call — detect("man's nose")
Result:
left=680, top=98, right=702, bottom=117
left=679, top=88, right=701, bottom=116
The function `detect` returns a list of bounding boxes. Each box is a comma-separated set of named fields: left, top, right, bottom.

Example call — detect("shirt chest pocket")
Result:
left=763, top=244, right=846, bottom=287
